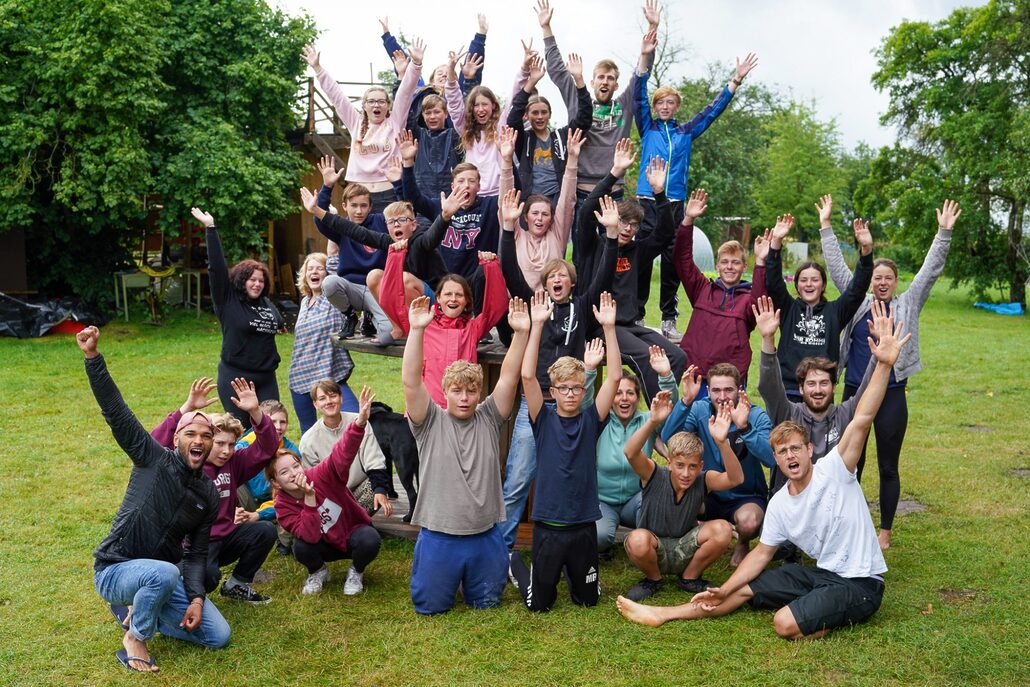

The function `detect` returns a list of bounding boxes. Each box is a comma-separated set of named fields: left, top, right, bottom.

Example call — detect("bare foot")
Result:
left=730, top=541, right=749, bottom=567
left=878, top=529, right=892, bottom=550
left=616, top=595, right=666, bottom=628
left=122, top=630, right=158, bottom=673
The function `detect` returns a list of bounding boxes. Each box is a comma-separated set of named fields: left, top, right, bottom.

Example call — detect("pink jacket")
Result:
left=274, top=423, right=372, bottom=548
left=446, top=70, right=529, bottom=196
left=380, top=248, right=508, bottom=406
left=497, top=163, right=577, bottom=292
left=317, top=61, right=422, bottom=184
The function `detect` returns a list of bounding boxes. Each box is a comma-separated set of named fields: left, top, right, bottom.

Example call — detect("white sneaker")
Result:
left=343, top=566, right=364, bottom=595
left=302, top=566, right=330, bottom=595
left=661, top=319, right=682, bottom=341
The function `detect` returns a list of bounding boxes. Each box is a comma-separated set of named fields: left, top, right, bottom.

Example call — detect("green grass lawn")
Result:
left=0, top=277, right=1027, bottom=686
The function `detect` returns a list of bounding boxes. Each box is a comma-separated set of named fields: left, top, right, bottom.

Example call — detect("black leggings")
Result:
left=842, top=384, right=908, bottom=530
left=292, top=525, right=381, bottom=574
left=217, top=360, right=280, bottom=430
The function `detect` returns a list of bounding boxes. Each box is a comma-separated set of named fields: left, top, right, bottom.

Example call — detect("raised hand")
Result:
left=190, top=207, right=214, bottom=228
left=530, top=289, right=553, bottom=324
left=567, top=53, right=583, bottom=85
left=317, top=155, right=343, bottom=187
left=478, top=13, right=489, bottom=34
left=611, top=138, right=637, bottom=177
left=293, top=472, right=316, bottom=499
left=520, top=38, right=538, bottom=72
left=730, top=388, right=751, bottom=430
left=76, top=325, right=100, bottom=357
left=753, top=228, right=771, bottom=265
left=567, top=128, right=584, bottom=159
left=397, top=129, right=418, bottom=165
left=680, top=364, right=702, bottom=405
left=378, top=17, right=389, bottom=34
left=709, top=401, right=733, bottom=444
left=641, top=28, right=658, bottom=56
left=650, top=390, right=674, bottom=425
left=648, top=345, right=672, bottom=377
left=867, top=299, right=911, bottom=367
left=583, top=337, right=605, bottom=370
left=182, top=377, right=217, bottom=413
left=447, top=46, right=467, bottom=78
left=408, top=295, right=434, bottom=330
left=391, top=49, right=409, bottom=79
left=385, top=155, right=403, bottom=183
left=814, top=194, right=832, bottom=228
left=592, top=291, right=618, bottom=328
left=526, top=54, right=546, bottom=86
left=535, top=0, right=553, bottom=29
left=684, top=189, right=708, bottom=222
left=936, top=199, right=961, bottom=230
left=752, top=295, right=780, bottom=340
left=478, top=251, right=497, bottom=263
left=853, top=218, right=873, bottom=254
left=440, top=187, right=471, bottom=220
left=501, top=188, right=525, bottom=227
left=644, top=155, right=668, bottom=195
left=735, top=52, right=758, bottom=81
left=355, top=385, right=375, bottom=427
left=593, top=195, right=621, bottom=232
left=462, top=52, right=484, bottom=80
left=230, top=377, right=259, bottom=414
left=642, top=0, right=662, bottom=28
left=299, top=187, right=320, bottom=215
left=409, top=36, right=426, bottom=64
left=769, top=213, right=795, bottom=247
left=509, top=296, right=531, bottom=332
left=499, top=125, right=518, bottom=162
left=301, top=44, right=320, bottom=70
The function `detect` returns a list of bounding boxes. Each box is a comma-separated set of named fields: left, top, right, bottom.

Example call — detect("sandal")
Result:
left=116, top=648, right=157, bottom=673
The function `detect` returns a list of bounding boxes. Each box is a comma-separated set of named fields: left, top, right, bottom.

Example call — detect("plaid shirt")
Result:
left=288, top=293, right=353, bottom=394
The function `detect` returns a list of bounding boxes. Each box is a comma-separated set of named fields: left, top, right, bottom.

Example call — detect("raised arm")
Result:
left=816, top=195, right=855, bottom=292
left=539, top=5, right=578, bottom=113
left=444, top=47, right=467, bottom=133
left=624, top=391, right=673, bottom=486
left=566, top=55, right=593, bottom=132
left=835, top=221, right=874, bottom=320
left=499, top=189, right=533, bottom=300
left=459, top=16, right=488, bottom=92
left=152, top=377, right=218, bottom=448
left=673, top=190, right=709, bottom=302
left=764, top=214, right=796, bottom=312
left=323, top=387, right=373, bottom=484
left=493, top=298, right=531, bottom=419
left=301, top=187, right=391, bottom=249
left=192, top=209, right=229, bottom=313
left=753, top=296, right=792, bottom=425
left=593, top=292, right=623, bottom=419
left=635, top=158, right=677, bottom=261
left=703, top=402, right=745, bottom=492
left=388, top=38, right=426, bottom=131
left=402, top=297, right=435, bottom=424
left=302, top=45, right=361, bottom=131
left=907, top=199, right=960, bottom=311
left=522, top=291, right=551, bottom=421
left=473, top=254, right=508, bottom=335
left=660, top=365, right=702, bottom=443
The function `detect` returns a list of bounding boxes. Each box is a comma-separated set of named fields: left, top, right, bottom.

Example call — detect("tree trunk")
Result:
left=1006, top=199, right=1028, bottom=305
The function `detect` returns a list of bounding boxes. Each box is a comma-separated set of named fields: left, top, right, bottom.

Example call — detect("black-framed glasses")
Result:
left=552, top=385, right=586, bottom=396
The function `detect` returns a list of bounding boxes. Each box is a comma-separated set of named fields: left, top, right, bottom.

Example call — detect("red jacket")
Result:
left=274, top=423, right=372, bottom=548
left=675, top=223, right=766, bottom=378
left=380, top=248, right=507, bottom=406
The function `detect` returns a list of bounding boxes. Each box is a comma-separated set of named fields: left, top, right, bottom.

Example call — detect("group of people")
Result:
left=81, top=1, right=963, bottom=674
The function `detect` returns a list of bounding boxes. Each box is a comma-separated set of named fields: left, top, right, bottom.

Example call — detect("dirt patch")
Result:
left=870, top=498, right=927, bottom=516
left=1011, top=468, right=1030, bottom=478
left=939, top=588, right=986, bottom=605
left=961, top=424, right=993, bottom=433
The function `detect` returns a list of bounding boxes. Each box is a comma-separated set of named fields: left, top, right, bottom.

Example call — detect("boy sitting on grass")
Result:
left=620, top=391, right=743, bottom=601
left=508, top=290, right=621, bottom=612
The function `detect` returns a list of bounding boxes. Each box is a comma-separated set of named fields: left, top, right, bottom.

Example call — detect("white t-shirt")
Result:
left=761, top=448, right=887, bottom=578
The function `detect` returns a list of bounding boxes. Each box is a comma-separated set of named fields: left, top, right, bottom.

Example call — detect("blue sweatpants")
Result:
left=410, top=525, right=508, bottom=614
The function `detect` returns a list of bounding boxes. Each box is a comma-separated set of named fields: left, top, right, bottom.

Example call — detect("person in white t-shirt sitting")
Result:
left=616, top=299, right=908, bottom=639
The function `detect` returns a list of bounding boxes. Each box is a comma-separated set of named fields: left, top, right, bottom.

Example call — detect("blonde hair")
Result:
left=211, top=413, right=245, bottom=441
left=593, top=60, right=620, bottom=78
left=547, top=356, right=586, bottom=384
left=666, top=431, right=703, bottom=461
left=383, top=201, right=414, bottom=219
left=540, top=258, right=577, bottom=287
left=442, top=360, right=484, bottom=393
left=770, top=421, right=809, bottom=449
left=357, top=87, right=391, bottom=142
left=297, top=252, right=328, bottom=299
left=717, top=240, right=746, bottom=259
left=460, top=86, right=501, bottom=152
left=421, top=93, right=446, bottom=113
left=650, top=86, right=681, bottom=111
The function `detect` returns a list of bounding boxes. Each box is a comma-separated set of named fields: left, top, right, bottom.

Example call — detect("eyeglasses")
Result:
left=386, top=217, right=414, bottom=227
left=774, top=444, right=806, bottom=457
left=552, top=385, right=586, bottom=396
left=365, top=99, right=388, bottom=107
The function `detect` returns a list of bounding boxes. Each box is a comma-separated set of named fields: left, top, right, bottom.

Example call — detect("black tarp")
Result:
left=0, top=292, right=110, bottom=338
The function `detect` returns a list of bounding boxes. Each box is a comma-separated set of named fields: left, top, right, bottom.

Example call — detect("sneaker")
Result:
left=360, top=311, right=376, bottom=338
left=343, top=566, right=364, bottom=595
left=302, top=566, right=330, bottom=595
left=275, top=542, right=291, bottom=557
left=625, top=577, right=663, bottom=602
left=338, top=310, right=358, bottom=339
left=676, top=577, right=713, bottom=594
left=633, top=318, right=646, bottom=328
left=661, top=319, right=682, bottom=341
left=220, top=582, right=272, bottom=605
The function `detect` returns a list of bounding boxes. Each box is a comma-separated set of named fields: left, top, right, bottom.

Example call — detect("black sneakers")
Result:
left=219, top=582, right=271, bottom=605
left=625, top=577, right=664, bottom=601
left=676, top=577, right=713, bottom=594
left=338, top=310, right=359, bottom=339
left=360, top=311, right=376, bottom=338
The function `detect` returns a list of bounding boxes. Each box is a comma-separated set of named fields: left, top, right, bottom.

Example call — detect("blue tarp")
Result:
left=973, top=302, right=1024, bottom=316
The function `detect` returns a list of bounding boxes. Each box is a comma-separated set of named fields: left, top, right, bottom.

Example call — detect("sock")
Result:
left=224, top=574, right=248, bottom=590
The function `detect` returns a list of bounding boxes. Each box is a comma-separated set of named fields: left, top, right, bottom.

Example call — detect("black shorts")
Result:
left=513, top=522, right=599, bottom=612
left=701, top=494, right=767, bottom=522
left=747, top=564, right=884, bottom=636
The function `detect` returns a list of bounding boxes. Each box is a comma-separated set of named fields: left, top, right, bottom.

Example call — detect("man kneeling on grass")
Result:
left=79, top=327, right=229, bottom=674
left=617, top=300, right=908, bottom=639
left=621, top=391, right=742, bottom=602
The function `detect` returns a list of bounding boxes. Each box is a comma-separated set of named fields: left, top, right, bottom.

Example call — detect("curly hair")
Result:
left=460, top=85, right=501, bottom=152
left=442, top=359, right=483, bottom=393
left=228, top=259, right=271, bottom=299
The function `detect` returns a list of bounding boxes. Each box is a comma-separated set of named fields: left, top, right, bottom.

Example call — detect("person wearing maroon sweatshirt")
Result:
left=674, top=190, right=769, bottom=397
left=268, top=386, right=382, bottom=596
left=150, top=377, right=280, bottom=604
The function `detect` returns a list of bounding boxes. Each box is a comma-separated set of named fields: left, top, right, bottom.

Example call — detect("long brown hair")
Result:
left=460, top=85, right=500, bottom=152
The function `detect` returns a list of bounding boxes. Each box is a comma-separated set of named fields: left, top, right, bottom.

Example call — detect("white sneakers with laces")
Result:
left=343, top=566, right=364, bottom=595
left=302, top=565, right=330, bottom=595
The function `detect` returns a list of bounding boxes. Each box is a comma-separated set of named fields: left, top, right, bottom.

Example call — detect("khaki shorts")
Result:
left=654, top=524, right=703, bottom=575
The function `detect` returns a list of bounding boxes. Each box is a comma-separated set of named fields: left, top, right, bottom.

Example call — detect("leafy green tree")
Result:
left=866, top=0, right=1030, bottom=303
left=0, top=0, right=315, bottom=308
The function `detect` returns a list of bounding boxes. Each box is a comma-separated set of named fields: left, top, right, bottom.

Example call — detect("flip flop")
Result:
left=109, top=603, right=130, bottom=631
left=116, top=648, right=157, bottom=673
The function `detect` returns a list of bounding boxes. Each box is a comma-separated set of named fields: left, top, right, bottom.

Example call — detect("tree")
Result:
left=0, top=0, right=315, bottom=309
left=867, top=0, right=1030, bottom=303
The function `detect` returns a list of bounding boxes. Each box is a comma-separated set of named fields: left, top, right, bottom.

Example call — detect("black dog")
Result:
left=367, top=401, right=420, bottom=523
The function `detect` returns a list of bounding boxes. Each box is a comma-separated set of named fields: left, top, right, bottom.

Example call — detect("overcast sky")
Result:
left=276, top=0, right=983, bottom=150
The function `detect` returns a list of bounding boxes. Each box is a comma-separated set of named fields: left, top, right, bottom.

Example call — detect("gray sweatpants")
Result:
left=322, top=275, right=397, bottom=346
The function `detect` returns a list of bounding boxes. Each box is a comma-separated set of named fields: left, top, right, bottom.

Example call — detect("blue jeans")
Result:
left=290, top=382, right=358, bottom=435
left=500, top=399, right=539, bottom=549
left=410, top=526, right=508, bottom=614
left=94, top=559, right=230, bottom=648
left=596, top=492, right=642, bottom=552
